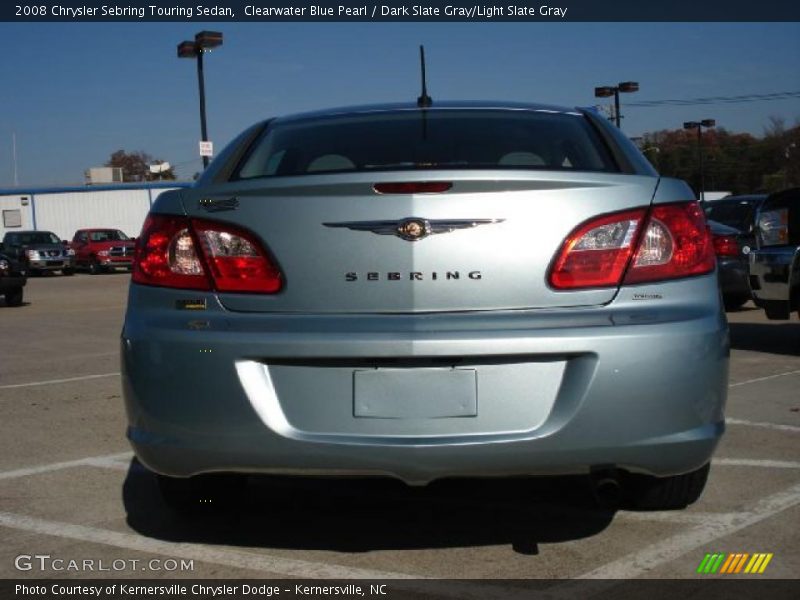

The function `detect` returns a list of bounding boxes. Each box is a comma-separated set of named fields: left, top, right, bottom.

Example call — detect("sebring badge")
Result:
left=323, top=217, right=504, bottom=242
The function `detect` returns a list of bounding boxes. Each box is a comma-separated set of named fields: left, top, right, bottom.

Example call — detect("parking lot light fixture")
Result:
left=683, top=119, right=716, bottom=202
left=177, top=31, right=223, bottom=169
left=594, top=81, right=639, bottom=128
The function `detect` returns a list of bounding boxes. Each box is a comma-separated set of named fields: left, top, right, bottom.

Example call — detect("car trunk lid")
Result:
left=178, top=170, right=659, bottom=313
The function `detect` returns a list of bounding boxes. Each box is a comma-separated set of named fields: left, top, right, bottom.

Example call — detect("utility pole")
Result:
left=12, top=133, right=19, bottom=186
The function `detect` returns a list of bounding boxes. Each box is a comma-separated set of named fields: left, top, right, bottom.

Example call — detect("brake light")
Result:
left=549, top=201, right=714, bottom=289
left=549, top=209, right=646, bottom=289
left=758, top=208, right=788, bottom=246
left=623, top=203, right=715, bottom=285
left=193, top=219, right=282, bottom=293
left=374, top=182, right=452, bottom=194
left=132, top=215, right=282, bottom=293
left=132, top=215, right=209, bottom=290
left=712, top=234, right=740, bottom=258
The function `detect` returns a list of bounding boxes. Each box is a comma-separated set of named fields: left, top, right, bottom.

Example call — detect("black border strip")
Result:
left=4, top=1, right=800, bottom=22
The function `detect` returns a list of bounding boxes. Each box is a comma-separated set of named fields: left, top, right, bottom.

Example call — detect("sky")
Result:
left=0, top=21, right=798, bottom=187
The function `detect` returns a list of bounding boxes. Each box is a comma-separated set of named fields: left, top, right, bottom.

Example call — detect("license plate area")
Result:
left=353, top=368, right=477, bottom=419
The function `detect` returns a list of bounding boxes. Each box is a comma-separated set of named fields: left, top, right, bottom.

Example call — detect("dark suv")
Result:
left=749, top=188, right=800, bottom=319
left=1, top=230, right=75, bottom=275
left=0, top=251, right=26, bottom=306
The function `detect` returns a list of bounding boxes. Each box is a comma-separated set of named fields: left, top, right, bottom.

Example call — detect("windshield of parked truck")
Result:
left=6, top=232, right=61, bottom=245
left=89, top=230, right=130, bottom=242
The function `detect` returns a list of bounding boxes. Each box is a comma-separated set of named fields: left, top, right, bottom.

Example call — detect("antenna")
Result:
left=417, top=45, right=432, bottom=108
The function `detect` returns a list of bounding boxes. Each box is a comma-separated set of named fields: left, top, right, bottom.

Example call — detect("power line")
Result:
left=627, top=91, right=800, bottom=108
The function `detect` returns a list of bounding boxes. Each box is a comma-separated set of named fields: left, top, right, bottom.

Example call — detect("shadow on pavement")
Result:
left=123, top=459, right=615, bottom=554
left=729, top=321, right=800, bottom=356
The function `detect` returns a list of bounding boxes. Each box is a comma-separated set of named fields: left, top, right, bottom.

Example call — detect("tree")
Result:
left=639, top=119, right=800, bottom=195
left=106, top=150, right=176, bottom=182
left=759, top=117, right=800, bottom=192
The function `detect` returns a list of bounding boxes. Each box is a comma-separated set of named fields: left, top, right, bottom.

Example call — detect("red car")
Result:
left=70, top=228, right=135, bottom=274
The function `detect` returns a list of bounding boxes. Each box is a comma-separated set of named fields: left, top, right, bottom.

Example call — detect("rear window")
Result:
left=705, top=199, right=760, bottom=231
left=234, top=109, right=617, bottom=180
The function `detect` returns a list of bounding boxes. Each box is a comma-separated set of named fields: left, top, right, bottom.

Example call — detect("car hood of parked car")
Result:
left=20, top=243, right=67, bottom=252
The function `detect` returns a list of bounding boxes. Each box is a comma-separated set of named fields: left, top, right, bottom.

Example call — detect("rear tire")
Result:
left=157, top=473, right=247, bottom=513
left=4, top=287, right=23, bottom=307
left=762, top=300, right=790, bottom=320
left=627, top=463, right=710, bottom=510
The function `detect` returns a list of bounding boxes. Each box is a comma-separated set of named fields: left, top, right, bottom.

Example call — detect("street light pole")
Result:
left=683, top=119, right=716, bottom=203
left=178, top=31, right=223, bottom=170
left=195, top=48, right=209, bottom=168
left=594, top=81, right=639, bottom=128
left=12, top=132, right=18, bottom=186
left=697, top=126, right=704, bottom=203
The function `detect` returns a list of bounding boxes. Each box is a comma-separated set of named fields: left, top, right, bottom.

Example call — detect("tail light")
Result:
left=132, top=215, right=282, bottom=293
left=549, top=201, right=714, bottom=289
left=712, top=234, right=740, bottom=257
left=758, top=208, right=789, bottom=246
left=549, top=209, right=645, bottom=289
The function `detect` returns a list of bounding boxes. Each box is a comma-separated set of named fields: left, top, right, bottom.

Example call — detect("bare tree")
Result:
left=106, top=150, right=176, bottom=182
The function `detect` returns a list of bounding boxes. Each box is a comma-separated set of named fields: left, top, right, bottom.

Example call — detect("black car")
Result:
left=0, top=252, right=27, bottom=306
left=708, top=219, right=751, bottom=310
left=704, top=194, right=767, bottom=243
left=0, top=230, right=75, bottom=275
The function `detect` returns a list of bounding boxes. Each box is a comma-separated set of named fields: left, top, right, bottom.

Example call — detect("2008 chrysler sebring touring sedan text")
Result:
left=121, top=101, right=728, bottom=511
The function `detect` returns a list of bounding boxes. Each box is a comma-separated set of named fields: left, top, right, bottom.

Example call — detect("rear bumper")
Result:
left=98, top=258, right=133, bottom=268
left=717, top=257, right=750, bottom=299
left=122, top=279, right=729, bottom=484
left=749, top=246, right=799, bottom=311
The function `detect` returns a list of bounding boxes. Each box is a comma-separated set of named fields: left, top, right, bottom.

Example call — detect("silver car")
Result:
left=122, top=102, right=728, bottom=511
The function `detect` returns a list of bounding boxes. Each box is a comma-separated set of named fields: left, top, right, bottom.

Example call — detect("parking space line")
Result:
left=726, top=418, right=800, bottom=434
left=619, top=511, right=745, bottom=525
left=714, top=458, right=800, bottom=469
left=0, top=372, right=120, bottom=390
left=563, top=481, right=800, bottom=581
left=729, top=369, right=800, bottom=388
left=0, top=452, right=132, bottom=481
left=82, top=455, right=133, bottom=471
left=0, top=511, right=420, bottom=580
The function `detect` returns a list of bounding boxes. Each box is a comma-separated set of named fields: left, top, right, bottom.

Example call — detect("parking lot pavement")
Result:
left=0, top=274, right=798, bottom=581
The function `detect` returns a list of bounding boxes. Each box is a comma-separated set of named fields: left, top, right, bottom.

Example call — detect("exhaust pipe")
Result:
left=590, top=469, right=623, bottom=508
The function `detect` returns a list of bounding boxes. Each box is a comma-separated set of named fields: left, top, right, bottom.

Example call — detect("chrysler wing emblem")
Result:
left=323, top=217, right=504, bottom=242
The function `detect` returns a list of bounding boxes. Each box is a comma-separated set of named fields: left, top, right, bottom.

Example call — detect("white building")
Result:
left=0, top=182, right=191, bottom=241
